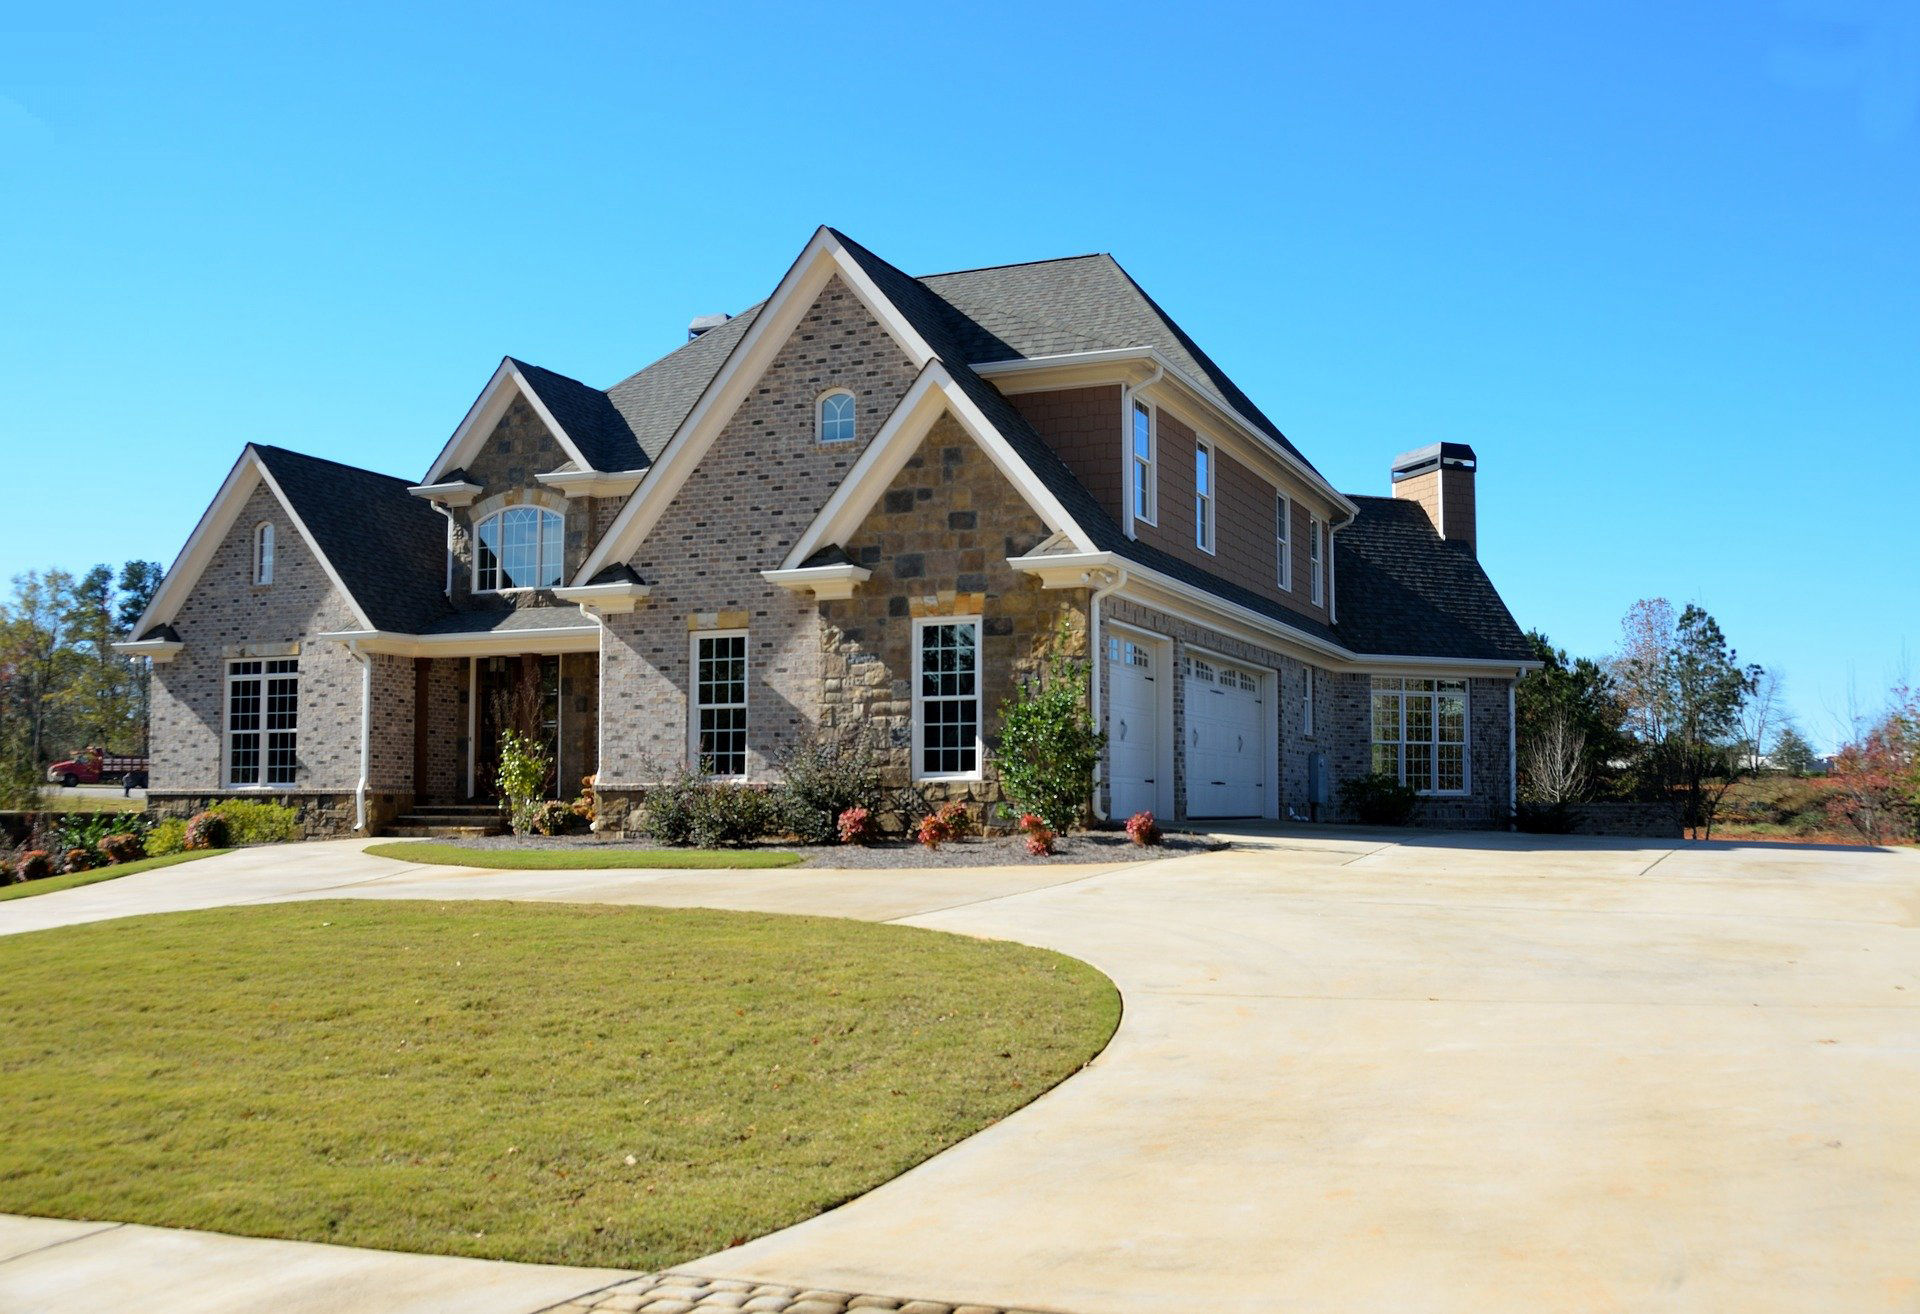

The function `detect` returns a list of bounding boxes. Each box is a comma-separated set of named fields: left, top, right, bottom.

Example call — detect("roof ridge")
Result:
left=916, top=251, right=1113, bottom=280
left=250, top=442, right=412, bottom=486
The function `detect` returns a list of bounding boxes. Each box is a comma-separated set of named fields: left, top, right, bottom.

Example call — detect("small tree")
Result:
left=996, top=648, right=1104, bottom=833
left=1770, top=725, right=1819, bottom=776
left=495, top=729, right=553, bottom=835
left=1519, top=705, right=1588, bottom=805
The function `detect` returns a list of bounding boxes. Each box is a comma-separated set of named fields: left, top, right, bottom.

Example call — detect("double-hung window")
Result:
left=227, top=658, right=298, bottom=787
left=1371, top=677, right=1468, bottom=794
left=1194, top=441, right=1215, bottom=552
left=1309, top=516, right=1324, bottom=606
left=691, top=632, right=748, bottom=778
left=914, top=618, right=981, bottom=779
left=474, top=506, right=564, bottom=592
left=1275, top=494, right=1292, bottom=590
left=1129, top=400, right=1156, bottom=527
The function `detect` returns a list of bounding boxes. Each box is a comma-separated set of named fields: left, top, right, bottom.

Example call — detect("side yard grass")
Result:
left=364, top=841, right=802, bottom=870
left=0, top=899, right=1118, bottom=1270
left=0, top=850, right=225, bottom=902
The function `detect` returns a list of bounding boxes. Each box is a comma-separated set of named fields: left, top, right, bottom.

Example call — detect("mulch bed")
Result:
left=427, top=829, right=1222, bottom=867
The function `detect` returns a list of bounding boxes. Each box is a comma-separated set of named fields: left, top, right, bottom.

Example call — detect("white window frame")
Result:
left=252, top=522, right=274, bottom=586
left=1302, top=665, right=1315, bottom=738
left=473, top=505, right=565, bottom=593
left=817, top=388, right=856, bottom=444
left=1194, top=439, right=1215, bottom=554
left=1275, top=494, right=1292, bottom=591
left=1309, top=515, right=1324, bottom=606
left=1370, top=676, right=1470, bottom=796
left=1126, top=398, right=1157, bottom=532
left=911, top=615, right=984, bottom=782
left=689, top=629, right=749, bottom=779
left=225, top=657, right=298, bottom=789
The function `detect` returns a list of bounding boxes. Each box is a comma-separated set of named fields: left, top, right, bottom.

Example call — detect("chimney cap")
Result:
left=687, top=313, right=731, bottom=340
left=1391, top=441, right=1477, bottom=479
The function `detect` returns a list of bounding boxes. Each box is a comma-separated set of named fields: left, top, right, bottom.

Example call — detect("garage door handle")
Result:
left=1118, top=719, right=1128, bottom=741
left=1237, top=734, right=1243, bottom=752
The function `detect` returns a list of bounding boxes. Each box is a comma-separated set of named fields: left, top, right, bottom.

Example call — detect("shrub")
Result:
left=638, top=767, right=704, bottom=845
left=496, top=730, right=555, bottom=836
left=570, top=776, right=597, bottom=826
left=775, top=732, right=882, bottom=845
left=1512, top=800, right=1576, bottom=834
left=997, top=645, right=1104, bottom=833
left=1018, top=813, right=1056, bottom=856
left=687, top=782, right=773, bottom=848
left=147, top=818, right=188, bottom=856
left=207, top=799, right=299, bottom=846
left=16, top=850, right=54, bottom=881
left=935, top=801, right=974, bottom=839
left=1338, top=772, right=1418, bottom=826
left=183, top=810, right=231, bottom=851
left=1125, top=811, right=1162, bottom=846
left=63, top=847, right=98, bottom=874
left=836, top=806, right=877, bottom=845
left=0, top=855, right=15, bottom=885
left=916, top=812, right=954, bottom=851
left=530, top=799, right=576, bottom=837
left=98, top=831, right=147, bottom=865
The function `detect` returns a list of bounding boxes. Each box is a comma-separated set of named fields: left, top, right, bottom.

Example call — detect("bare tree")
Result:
left=1741, top=667, right=1781, bottom=774
left=1520, top=706, right=1589, bottom=805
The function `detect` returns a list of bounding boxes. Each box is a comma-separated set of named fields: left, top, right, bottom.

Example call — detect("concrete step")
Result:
left=382, top=823, right=504, bottom=838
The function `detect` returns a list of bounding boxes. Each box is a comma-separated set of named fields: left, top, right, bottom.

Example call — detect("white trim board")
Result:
left=577, top=227, right=943, bottom=584
left=422, top=358, right=599, bottom=485
left=130, top=447, right=377, bottom=643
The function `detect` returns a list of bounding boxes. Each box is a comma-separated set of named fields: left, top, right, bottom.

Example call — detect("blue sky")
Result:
left=4, top=1, right=1914, bottom=749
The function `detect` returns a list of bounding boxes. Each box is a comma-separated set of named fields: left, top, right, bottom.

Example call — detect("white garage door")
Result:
left=1183, top=655, right=1266, bottom=818
left=1105, top=636, right=1159, bottom=819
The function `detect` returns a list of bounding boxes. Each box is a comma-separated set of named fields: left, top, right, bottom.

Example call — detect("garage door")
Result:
left=1105, top=636, right=1159, bottom=819
left=1183, top=655, right=1266, bottom=818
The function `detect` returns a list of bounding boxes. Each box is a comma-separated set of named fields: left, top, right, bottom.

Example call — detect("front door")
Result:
left=474, top=655, right=560, bottom=802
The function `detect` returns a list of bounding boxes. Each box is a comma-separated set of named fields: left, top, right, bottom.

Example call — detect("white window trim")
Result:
left=1302, top=665, right=1315, bottom=738
left=252, top=522, right=274, bottom=587
left=472, top=505, right=566, bottom=595
left=1309, top=515, right=1324, bottom=606
left=688, top=629, right=750, bottom=780
left=911, top=615, right=985, bottom=783
left=224, top=657, right=298, bottom=790
left=1195, top=438, right=1216, bottom=555
left=1370, top=676, right=1471, bottom=797
left=1125, top=397, right=1157, bottom=533
left=1275, top=494, right=1292, bottom=591
left=816, top=388, right=857, bottom=444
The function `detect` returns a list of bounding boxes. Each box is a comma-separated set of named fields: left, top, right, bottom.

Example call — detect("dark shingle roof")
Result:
left=508, top=358, right=648, bottom=472
left=251, top=445, right=451, bottom=634
left=602, top=311, right=758, bottom=463
left=418, top=605, right=596, bottom=637
left=1334, top=497, right=1531, bottom=661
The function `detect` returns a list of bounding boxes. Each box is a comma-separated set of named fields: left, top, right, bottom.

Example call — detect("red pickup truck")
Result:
left=47, top=748, right=149, bottom=789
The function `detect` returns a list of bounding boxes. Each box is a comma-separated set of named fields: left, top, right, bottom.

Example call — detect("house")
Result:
left=117, top=228, right=1537, bottom=836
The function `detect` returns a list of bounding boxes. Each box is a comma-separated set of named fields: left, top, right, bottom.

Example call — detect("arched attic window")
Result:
left=817, top=389, right=856, bottom=444
left=253, top=522, right=275, bottom=586
left=474, top=506, right=564, bottom=591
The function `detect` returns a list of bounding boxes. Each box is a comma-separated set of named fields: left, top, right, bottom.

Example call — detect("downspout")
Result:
left=1087, top=566, right=1129, bottom=821
left=432, top=503, right=456, bottom=597
left=348, top=639, right=372, bottom=832
left=1507, top=678, right=1518, bottom=828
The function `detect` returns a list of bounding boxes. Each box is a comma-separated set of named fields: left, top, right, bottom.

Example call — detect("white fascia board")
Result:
left=761, top=563, right=872, bottom=600
left=422, top=359, right=596, bottom=485
left=129, top=447, right=376, bottom=640
left=110, top=639, right=184, bottom=663
left=1002, top=549, right=1120, bottom=590
left=575, top=228, right=941, bottom=585
left=535, top=469, right=647, bottom=499
left=316, top=625, right=604, bottom=657
left=974, top=346, right=1359, bottom=521
left=551, top=581, right=650, bottom=615
left=778, top=366, right=1099, bottom=572
left=408, top=479, right=483, bottom=506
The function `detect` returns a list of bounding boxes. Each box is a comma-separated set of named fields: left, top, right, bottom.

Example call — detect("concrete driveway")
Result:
left=3, top=832, right=1916, bottom=1313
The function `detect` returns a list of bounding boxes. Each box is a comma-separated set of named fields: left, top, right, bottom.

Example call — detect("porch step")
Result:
left=384, top=823, right=504, bottom=838
left=383, top=804, right=509, bottom=838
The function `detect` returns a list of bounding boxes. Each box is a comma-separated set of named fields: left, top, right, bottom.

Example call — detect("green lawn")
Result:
left=0, top=850, right=224, bottom=902
left=365, top=841, right=802, bottom=869
left=0, top=900, right=1118, bottom=1269
left=39, top=791, right=148, bottom=813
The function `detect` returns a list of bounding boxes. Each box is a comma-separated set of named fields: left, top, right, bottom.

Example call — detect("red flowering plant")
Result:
left=916, top=811, right=954, bottom=851
left=836, top=805, right=877, bottom=845
left=1125, top=810, right=1162, bottom=846
left=1017, top=811, right=1055, bottom=856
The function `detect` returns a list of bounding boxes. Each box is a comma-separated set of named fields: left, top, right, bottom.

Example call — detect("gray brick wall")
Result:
left=597, top=275, right=922, bottom=787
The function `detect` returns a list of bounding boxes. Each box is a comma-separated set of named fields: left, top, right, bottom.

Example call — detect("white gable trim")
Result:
left=422, top=358, right=597, bottom=484
left=575, top=228, right=940, bottom=584
left=777, top=364, right=1098, bottom=573
left=129, top=448, right=377, bottom=641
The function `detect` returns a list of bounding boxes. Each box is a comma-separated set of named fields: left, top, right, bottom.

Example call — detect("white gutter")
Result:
left=347, top=639, right=372, bottom=832
left=1508, top=682, right=1518, bottom=827
left=1086, top=566, right=1129, bottom=821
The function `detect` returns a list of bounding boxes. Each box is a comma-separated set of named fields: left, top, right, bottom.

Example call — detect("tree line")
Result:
left=0, top=564, right=163, bottom=808
left=1517, top=597, right=1916, bottom=842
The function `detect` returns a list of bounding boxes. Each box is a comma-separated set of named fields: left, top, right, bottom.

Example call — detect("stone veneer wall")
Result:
left=149, top=482, right=414, bottom=830
left=594, top=276, right=923, bottom=830
left=818, top=417, right=1084, bottom=830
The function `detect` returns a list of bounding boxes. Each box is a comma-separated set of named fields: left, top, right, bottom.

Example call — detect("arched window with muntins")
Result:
left=474, top=506, right=564, bottom=591
left=818, top=390, right=855, bottom=443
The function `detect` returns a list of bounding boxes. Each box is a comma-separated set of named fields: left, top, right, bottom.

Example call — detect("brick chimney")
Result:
left=1391, top=442, right=1477, bottom=554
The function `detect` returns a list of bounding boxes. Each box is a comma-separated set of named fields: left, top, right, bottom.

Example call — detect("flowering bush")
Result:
left=916, top=811, right=954, bottom=851
left=935, top=801, right=974, bottom=839
left=1125, top=811, right=1162, bottom=846
left=99, top=831, right=146, bottom=865
left=16, top=850, right=54, bottom=881
left=183, top=810, right=231, bottom=851
left=1018, top=812, right=1055, bottom=856
left=63, top=847, right=97, bottom=874
left=836, top=805, right=877, bottom=845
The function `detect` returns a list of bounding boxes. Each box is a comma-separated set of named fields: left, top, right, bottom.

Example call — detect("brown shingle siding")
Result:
left=1009, top=384, right=1124, bottom=524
